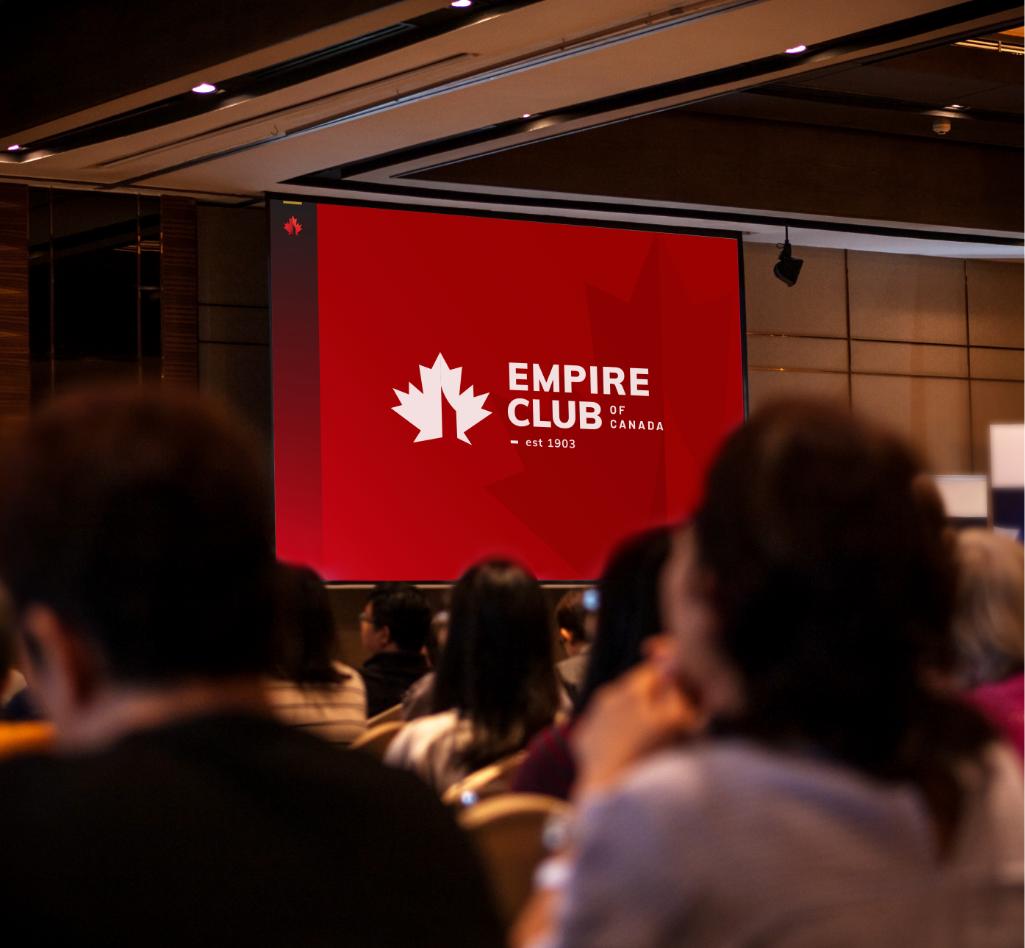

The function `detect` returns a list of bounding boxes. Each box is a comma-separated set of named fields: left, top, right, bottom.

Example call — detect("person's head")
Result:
left=272, top=563, right=345, bottom=686
left=952, top=528, right=1025, bottom=689
left=425, top=610, right=449, bottom=669
left=0, top=387, right=276, bottom=727
left=555, top=590, right=593, bottom=657
left=432, top=560, right=559, bottom=769
left=576, top=527, right=671, bottom=714
left=661, top=400, right=991, bottom=823
left=360, top=582, right=431, bottom=656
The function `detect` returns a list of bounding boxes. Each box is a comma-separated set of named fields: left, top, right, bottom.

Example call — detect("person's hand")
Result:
left=571, top=660, right=699, bottom=799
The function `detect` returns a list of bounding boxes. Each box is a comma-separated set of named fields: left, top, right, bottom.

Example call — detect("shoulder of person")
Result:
left=947, top=740, right=1024, bottom=872
left=384, top=710, right=460, bottom=765
left=333, top=661, right=366, bottom=692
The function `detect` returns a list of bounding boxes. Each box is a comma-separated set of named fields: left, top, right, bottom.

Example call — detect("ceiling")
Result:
left=681, top=36, right=1022, bottom=148
left=1, top=0, right=1021, bottom=257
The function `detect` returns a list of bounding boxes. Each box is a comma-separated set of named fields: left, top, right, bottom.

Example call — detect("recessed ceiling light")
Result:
left=522, top=113, right=531, bottom=118
left=948, top=104, right=965, bottom=109
left=192, top=83, right=217, bottom=94
left=451, top=0, right=472, bottom=6
left=785, top=45, right=807, bottom=54
left=6, top=144, right=20, bottom=151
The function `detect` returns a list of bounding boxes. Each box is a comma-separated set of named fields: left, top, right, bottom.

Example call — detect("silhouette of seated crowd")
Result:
left=0, top=387, right=1019, bottom=947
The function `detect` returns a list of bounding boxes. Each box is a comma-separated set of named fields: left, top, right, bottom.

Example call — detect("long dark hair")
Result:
left=692, top=401, right=992, bottom=843
left=271, top=563, right=346, bottom=685
left=576, top=527, right=671, bottom=714
left=432, top=560, right=560, bottom=770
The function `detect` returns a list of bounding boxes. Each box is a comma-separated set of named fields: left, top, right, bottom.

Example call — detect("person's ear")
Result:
left=19, top=604, right=104, bottom=719
left=379, top=625, right=393, bottom=647
left=559, top=628, right=572, bottom=644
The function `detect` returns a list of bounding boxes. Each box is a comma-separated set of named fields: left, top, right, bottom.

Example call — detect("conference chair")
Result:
left=458, top=793, right=571, bottom=928
left=349, top=721, right=404, bottom=759
left=366, top=703, right=404, bottom=728
left=441, top=750, right=527, bottom=809
left=0, top=721, right=54, bottom=761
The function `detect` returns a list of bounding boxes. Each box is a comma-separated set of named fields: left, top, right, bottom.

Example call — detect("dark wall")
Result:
left=196, top=206, right=272, bottom=472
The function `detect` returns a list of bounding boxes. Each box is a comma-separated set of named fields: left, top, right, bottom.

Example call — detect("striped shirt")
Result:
left=264, top=662, right=367, bottom=747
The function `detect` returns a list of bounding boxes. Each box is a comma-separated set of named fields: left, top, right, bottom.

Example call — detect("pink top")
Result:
left=969, top=672, right=1024, bottom=759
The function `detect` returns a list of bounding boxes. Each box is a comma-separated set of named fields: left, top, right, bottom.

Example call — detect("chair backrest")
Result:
left=349, top=720, right=404, bottom=759
left=366, top=703, right=403, bottom=728
left=458, top=793, right=572, bottom=928
left=0, top=722, right=54, bottom=761
left=441, top=750, right=527, bottom=809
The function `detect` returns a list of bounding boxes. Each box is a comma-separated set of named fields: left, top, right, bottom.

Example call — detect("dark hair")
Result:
left=366, top=582, right=431, bottom=653
left=272, top=563, right=346, bottom=685
left=0, top=387, right=276, bottom=682
left=555, top=591, right=589, bottom=644
left=692, top=401, right=992, bottom=840
left=576, top=527, right=671, bottom=714
left=0, top=585, right=14, bottom=681
left=432, top=560, right=560, bottom=770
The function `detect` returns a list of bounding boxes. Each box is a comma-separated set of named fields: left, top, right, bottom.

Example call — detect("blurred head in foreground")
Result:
left=0, top=387, right=276, bottom=731
left=432, top=559, right=559, bottom=769
left=272, top=563, right=344, bottom=685
left=663, top=401, right=992, bottom=826
left=952, top=528, right=1024, bottom=689
left=576, top=526, right=671, bottom=714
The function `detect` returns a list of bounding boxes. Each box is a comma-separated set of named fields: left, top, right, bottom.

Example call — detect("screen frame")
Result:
left=267, top=190, right=750, bottom=585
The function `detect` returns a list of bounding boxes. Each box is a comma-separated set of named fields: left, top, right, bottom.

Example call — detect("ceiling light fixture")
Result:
left=522, top=113, right=531, bottom=118
left=6, top=144, right=20, bottom=151
left=191, top=83, right=217, bottom=94
left=451, top=0, right=472, bottom=6
left=947, top=104, right=965, bottom=109
left=785, top=45, right=807, bottom=54
left=774, top=226, right=804, bottom=287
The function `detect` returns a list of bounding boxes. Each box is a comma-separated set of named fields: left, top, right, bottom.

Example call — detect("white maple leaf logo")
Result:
left=392, top=353, right=491, bottom=444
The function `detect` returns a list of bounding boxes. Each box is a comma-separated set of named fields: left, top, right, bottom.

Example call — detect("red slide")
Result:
left=271, top=200, right=745, bottom=581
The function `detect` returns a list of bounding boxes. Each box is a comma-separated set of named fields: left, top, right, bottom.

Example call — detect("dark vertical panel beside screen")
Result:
left=161, top=197, right=198, bottom=386
left=0, top=183, right=30, bottom=430
left=270, top=199, right=323, bottom=567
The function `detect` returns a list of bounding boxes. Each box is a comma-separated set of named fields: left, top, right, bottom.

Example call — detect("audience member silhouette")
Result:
left=0, top=388, right=503, bottom=947
left=514, top=528, right=674, bottom=799
left=553, top=590, right=595, bottom=709
left=402, top=609, right=449, bottom=721
left=264, top=562, right=368, bottom=746
left=518, top=401, right=1023, bottom=948
left=385, top=560, right=560, bottom=793
left=953, top=528, right=1024, bottom=757
left=359, top=582, right=432, bottom=717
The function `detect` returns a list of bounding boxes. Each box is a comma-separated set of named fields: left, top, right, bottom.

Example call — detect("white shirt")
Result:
left=384, top=710, right=475, bottom=794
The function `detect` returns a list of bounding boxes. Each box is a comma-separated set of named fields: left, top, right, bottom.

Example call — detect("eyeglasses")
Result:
left=358, top=612, right=374, bottom=625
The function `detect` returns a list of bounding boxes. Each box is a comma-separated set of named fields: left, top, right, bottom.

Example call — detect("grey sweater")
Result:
left=556, top=739, right=1023, bottom=948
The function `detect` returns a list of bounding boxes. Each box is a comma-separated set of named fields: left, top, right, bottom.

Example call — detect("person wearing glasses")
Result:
left=359, top=583, right=432, bottom=717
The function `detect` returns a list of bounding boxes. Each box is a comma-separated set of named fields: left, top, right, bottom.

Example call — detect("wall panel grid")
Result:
left=742, top=244, right=1023, bottom=475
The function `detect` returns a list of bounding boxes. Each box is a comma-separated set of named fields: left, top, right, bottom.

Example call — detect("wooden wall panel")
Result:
left=160, top=196, right=198, bottom=387
left=0, top=183, right=30, bottom=431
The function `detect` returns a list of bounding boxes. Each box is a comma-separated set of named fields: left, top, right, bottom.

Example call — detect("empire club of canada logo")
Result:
left=283, top=216, right=302, bottom=235
left=392, top=354, right=491, bottom=444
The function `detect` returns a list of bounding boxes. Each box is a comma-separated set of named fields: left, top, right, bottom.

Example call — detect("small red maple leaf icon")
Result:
left=284, top=216, right=302, bottom=236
